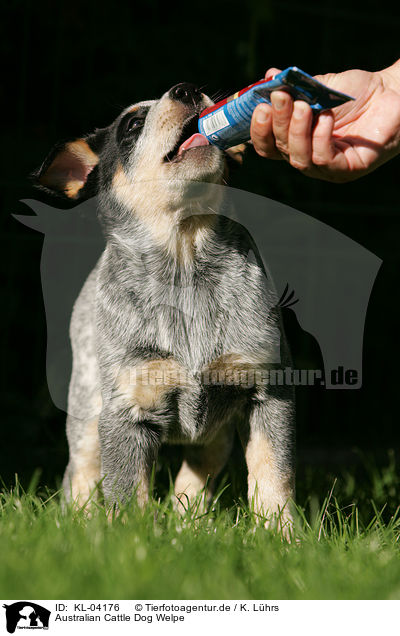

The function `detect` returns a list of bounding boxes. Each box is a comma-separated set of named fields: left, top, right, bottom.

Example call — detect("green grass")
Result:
left=1, top=452, right=400, bottom=600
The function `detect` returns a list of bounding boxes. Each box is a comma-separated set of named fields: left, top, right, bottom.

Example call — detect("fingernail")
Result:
left=272, top=93, right=285, bottom=110
left=318, top=112, right=332, bottom=125
left=293, top=101, right=308, bottom=119
left=255, top=104, right=270, bottom=124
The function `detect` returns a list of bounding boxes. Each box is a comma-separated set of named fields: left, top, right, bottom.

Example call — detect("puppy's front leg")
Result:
left=99, top=405, right=160, bottom=509
left=240, top=388, right=295, bottom=535
left=174, top=419, right=235, bottom=512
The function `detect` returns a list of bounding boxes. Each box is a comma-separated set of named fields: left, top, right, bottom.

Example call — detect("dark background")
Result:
left=1, top=0, right=399, bottom=494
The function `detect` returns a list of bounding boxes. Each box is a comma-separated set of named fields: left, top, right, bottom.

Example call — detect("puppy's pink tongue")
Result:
left=178, top=133, right=209, bottom=156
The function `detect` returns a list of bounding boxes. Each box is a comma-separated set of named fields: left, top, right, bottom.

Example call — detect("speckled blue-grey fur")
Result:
left=36, top=83, right=295, bottom=528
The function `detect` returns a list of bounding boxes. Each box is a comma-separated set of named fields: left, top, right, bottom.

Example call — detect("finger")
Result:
left=251, top=103, right=282, bottom=159
left=311, top=111, right=336, bottom=166
left=288, top=101, right=313, bottom=170
left=271, top=91, right=294, bottom=156
left=264, top=67, right=282, bottom=81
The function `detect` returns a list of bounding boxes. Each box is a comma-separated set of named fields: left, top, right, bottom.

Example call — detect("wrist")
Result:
left=380, top=59, right=400, bottom=94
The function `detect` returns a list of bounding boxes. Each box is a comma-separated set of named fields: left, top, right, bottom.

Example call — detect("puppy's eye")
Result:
left=125, top=116, right=144, bottom=134
left=117, top=108, right=149, bottom=144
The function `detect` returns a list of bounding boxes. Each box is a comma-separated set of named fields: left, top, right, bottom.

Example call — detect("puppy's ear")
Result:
left=33, top=129, right=106, bottom=199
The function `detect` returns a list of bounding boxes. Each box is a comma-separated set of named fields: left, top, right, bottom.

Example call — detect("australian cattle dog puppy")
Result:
left=35, top=82, right=295, bottom=532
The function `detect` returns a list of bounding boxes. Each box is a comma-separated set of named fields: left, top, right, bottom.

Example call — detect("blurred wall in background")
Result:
left=1, top=0, right=399, bottom=487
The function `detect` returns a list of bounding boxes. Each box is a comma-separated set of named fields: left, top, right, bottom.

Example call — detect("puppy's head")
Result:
left=121, top=83, right=223, bottom=183
left=34, top=84, right=243, bottom=213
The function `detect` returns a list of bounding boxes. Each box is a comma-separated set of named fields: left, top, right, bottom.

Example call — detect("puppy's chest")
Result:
left=141, top=272, right=230, bottom=367
left=135, top=261, right=273, bottom=373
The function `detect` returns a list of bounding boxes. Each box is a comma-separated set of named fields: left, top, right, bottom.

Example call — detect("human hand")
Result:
left=250, top=62, right=400, bottom=182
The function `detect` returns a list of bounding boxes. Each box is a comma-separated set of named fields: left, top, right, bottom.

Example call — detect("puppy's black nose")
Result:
left=169, top=83, right=202, bottom=105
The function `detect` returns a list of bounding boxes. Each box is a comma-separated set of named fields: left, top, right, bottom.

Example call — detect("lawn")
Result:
left=0, top=451, right=399, bottom=600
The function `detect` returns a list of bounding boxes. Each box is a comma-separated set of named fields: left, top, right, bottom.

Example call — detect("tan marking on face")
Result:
left=112, top=165, right=217, bottom=265
left=70, top=418, right=101, bottom=505
left=112, top=162, right=172, bottom=245
left=116, top=358, right=194, bottom=412
left=245, top=430, right=294, bottom=534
